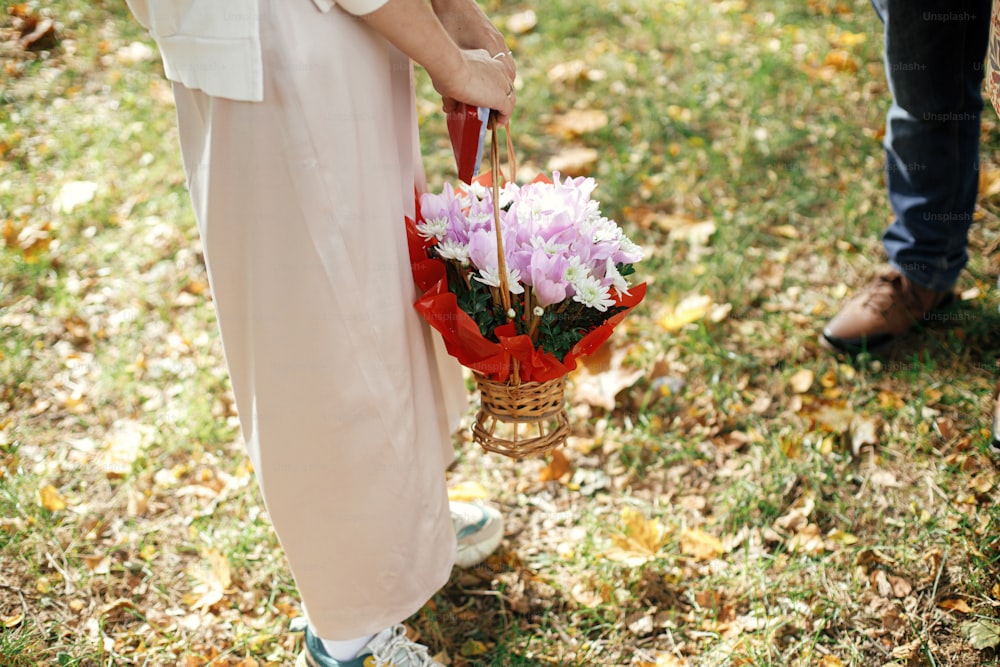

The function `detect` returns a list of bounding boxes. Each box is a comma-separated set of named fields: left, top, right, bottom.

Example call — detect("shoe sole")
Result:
left=455, top=526, right=503, bottom=568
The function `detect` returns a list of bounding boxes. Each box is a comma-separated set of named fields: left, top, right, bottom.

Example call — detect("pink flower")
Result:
left=529, top=248, right=569, bottom=307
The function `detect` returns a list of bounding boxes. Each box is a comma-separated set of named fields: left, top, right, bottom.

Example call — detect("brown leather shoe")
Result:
left=821, top=269, right=954, bottom=353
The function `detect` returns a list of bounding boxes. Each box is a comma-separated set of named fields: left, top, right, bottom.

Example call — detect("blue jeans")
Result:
left=873, top=0, right=990, bottom=291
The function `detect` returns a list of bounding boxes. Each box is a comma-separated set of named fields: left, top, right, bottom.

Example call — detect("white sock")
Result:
left=320, top=632, right=376, bottom=662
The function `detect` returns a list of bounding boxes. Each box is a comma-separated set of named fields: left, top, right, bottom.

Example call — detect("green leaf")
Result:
left=962, top=618, right=1000, bottom=650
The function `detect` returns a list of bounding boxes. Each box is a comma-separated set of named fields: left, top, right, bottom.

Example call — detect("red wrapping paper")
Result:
left=406, top=198, right=646, bottom=383
left=447, top=103, right=489, bottom=184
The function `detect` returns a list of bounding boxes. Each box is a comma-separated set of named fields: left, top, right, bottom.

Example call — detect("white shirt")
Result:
left=125, top=0, right=389, bottom=102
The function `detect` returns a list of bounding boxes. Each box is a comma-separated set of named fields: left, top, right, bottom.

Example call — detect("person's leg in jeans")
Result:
left=822, top=0, right=990, bottom=352
left=880, top=0, right=989, bottom=291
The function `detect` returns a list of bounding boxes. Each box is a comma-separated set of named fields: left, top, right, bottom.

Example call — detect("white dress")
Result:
left=152, top=0, right=467, bottom=639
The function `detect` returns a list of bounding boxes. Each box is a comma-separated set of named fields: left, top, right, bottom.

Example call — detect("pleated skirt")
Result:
left=170, top=0, right=467, bottom=639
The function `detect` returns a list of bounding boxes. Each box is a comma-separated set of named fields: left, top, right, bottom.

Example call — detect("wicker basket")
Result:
left=471, top=125, right=569, bottom=459
left=473, top=374, right=569, bottom=459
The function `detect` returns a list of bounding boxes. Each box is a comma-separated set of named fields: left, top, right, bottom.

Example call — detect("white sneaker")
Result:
left=366, top=625, right=444, bottom=666
left=451, top=501, right=504, bottom=568
left=297, top=623, right=443, bottom=666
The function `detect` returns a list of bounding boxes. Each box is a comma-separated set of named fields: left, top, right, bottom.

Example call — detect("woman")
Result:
left=124, top=0, right=517, bottom=664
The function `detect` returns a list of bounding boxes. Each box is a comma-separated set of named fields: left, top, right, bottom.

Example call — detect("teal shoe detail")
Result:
left=451, top=501, right=503, bottom=568
left=293, top=619, right=369, bottom=667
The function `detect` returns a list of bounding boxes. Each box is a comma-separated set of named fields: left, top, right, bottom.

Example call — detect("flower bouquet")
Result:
left=407, top=126, right=646, bottom=458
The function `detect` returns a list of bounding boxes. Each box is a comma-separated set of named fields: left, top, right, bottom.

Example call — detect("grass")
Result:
left=2, top=0, right=1000, bottom=665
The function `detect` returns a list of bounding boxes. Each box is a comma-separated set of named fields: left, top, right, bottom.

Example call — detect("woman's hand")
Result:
left=431, top=0, right=515, bottom=125
left=431, top=48, right=515, bottom=127
left=359, top=0, right=515, bottom=124
left=431, top=0, right=516, bottom=79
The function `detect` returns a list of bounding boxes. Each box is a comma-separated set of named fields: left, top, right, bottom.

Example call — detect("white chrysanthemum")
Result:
left=435, top=240, right=470, bottom=264
left=531, top=235, right=567, bottom=256
left=564, top=256, right=588, bottom=286
left=617, top=236, right=644, bottom=263
left=571, top=274, right=616, bottom=311
left=416, top=216, right=449, bottom=242
left=467, top=210, right=492, bottom=228
left=605, top=258, right=630, bottom=296
left=473, top=266, right=525, bottom=294
left=498, top=185, right=517, bottom=209
left=465, top=182, right=489, bottom=200
left=592, top=217, right=623, bottom=243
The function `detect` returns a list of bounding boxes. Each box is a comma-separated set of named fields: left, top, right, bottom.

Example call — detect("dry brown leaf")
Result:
left=969, top=471, right=996, bottom=494
left=892, top=639, right=921, bottom=661
left=185, top=548, right=232, bottom=611
left=668, top=219, right=716, bottom=246
left=680, top=527, right=724, bottom=562
left=818, top=656, right=844, bottom=667
left=787, top=523, right=825, bottom=556
left=546, top=147, right=599, bottom=176
left=872, top=570, right=893, bottom=597
left=549, top=109, right=609, bottom=137
left=979, top=166, right=1000, bottom=198
left=546, top=59, right=604, bottom=84
left=570, top=342, right=643, bottom=410
left=640, top=211, right=701, bottom=233
left=538, top=449, right=572, bottom=483
left=963, top=618, right=1000, bottom=650
left=637, top=652, right=687, bottom=667
left=938, top=598, right=972, bottom=614
left=774, top=495, right=815, bottom=532
left=889, top=575, right=912, bottom=598
left=81, top=554, right=111, bottom=574
left=569, top=582, right=598, bottom=607
left=96, top=419, right=149, bottom=479
left=823, top=49, right=859, bottom=72
left=849, top=414, right=881, bottom=456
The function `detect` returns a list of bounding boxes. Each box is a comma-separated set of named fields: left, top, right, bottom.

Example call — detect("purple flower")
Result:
left=529, top=248, right=569, bottom=307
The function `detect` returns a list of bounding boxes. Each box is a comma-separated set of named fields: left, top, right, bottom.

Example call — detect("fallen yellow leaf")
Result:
left=2, top=613, right=24, bottom=628
left=789, top=368, right=814, bottom=394
left=823, top=49, right=859, bottom=72
left=460, top=639, right=489, bottom=657
left=38, top=484, right=67, bottom=512
left=605, top=507, right=668, bottom=565
left=658, top=294, right=713, bottom=332
left=766, top=224, right=800, bottom=239
left=680, top=527, right=724, bottom=562
left=447, top=481, right=491, bottom=502
left=637, top=654, right=688, bottom=667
